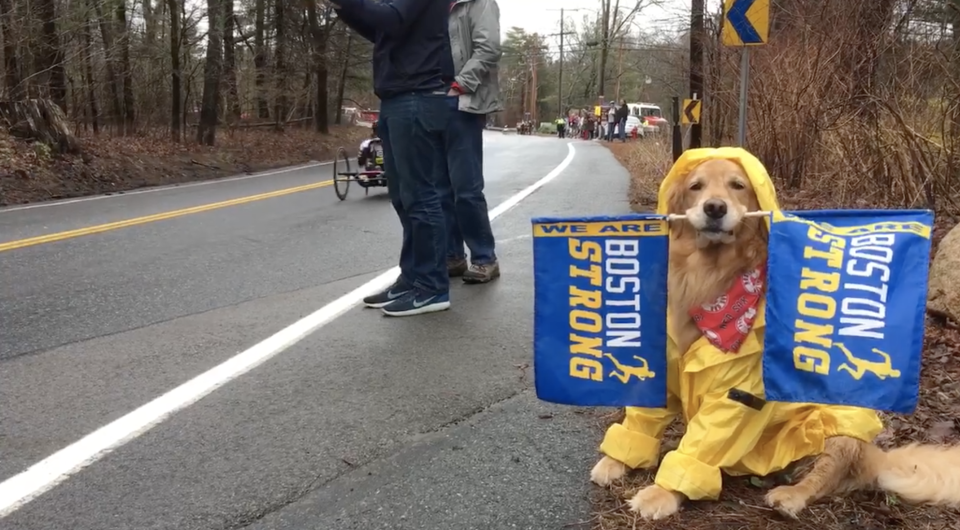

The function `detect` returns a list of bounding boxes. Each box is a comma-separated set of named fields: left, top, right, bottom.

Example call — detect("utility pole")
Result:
left=559, top=8, right=564, bottom=118
left=530, top=42, right=539, bottom=124
left=549, top=8, right=584, bottom=119
left=614, top=33, right=625, bottom=102
left=598, top=0, right=610, bottom=100
left=689, top=0, right=704, bottom=148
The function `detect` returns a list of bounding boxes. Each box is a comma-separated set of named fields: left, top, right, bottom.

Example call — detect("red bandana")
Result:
left=688, top=266, right=765, bottom=353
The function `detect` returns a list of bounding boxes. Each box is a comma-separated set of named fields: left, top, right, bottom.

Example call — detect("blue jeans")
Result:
left=619, top=118, right=627, bottom=141
left=440, top=104, right=497, bottom=265
left=378, top=92, right=451, bottom=295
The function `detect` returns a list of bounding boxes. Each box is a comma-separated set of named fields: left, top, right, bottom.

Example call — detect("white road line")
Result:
left=498, top=234, right=533, bottom=244
left=0, top=142, right=576, bottom=519
left=0, top=161, right=332, bottom=214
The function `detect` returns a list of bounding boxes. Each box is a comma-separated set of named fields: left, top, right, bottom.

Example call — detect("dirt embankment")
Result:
left=0, top=125, right=371, bottom=206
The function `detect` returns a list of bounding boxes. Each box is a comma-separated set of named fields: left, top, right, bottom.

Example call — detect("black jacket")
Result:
left=336, top=0, right=452, bottom=100
left=616, top=104, right=630, bottom=121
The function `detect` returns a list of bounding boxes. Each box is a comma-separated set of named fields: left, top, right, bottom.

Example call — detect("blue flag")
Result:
left=532, top=215, right=669, bottom=408
left=763, top=209, right=934, bottom=414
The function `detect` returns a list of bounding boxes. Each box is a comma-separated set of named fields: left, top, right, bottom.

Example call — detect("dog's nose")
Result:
left=703, top=199, right=727, bottom=219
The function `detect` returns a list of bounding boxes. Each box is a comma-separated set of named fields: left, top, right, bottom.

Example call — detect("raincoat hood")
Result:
left=656, top=147, right=780, bottom=226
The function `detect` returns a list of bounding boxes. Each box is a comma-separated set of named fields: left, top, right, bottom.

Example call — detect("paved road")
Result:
left=0, top=133, right=634, bottom=530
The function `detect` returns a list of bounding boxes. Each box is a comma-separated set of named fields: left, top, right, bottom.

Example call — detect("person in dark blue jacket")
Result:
left=333, top=0, right=455, bottom=317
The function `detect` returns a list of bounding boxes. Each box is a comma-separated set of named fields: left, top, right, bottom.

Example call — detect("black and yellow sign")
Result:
left=681, top=99, right=701, bottom=125
left=722, top=0, right=770, bottom=47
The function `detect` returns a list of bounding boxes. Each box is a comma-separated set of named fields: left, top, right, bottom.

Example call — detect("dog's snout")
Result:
left=703, top=199, right=728, bottom=219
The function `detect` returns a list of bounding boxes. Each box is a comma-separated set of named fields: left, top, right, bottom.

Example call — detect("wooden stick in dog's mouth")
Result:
left=666, top=211, right=771, bottom=222
left=666, top=211, right=771, bottom=246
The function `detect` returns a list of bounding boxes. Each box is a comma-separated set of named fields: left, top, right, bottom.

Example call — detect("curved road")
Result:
left=0, top=133, right=633, bottom=530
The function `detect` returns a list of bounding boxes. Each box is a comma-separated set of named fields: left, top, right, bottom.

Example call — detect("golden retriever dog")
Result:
left=590, top=156, right=960, bottom=520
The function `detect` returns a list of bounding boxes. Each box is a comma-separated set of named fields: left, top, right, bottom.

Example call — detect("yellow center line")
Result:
left=0, top=180, right=334, bottom=253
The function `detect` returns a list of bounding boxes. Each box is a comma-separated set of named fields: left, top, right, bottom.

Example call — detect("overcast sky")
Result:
left=498, top=0, right=722, bottom=40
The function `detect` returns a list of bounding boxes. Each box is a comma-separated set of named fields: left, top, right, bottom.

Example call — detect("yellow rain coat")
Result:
left=599, top=147, right=883, bottom=501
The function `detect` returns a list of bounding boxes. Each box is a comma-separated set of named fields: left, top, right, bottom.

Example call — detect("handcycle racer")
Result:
left=356, top=122, right=385, bottom=180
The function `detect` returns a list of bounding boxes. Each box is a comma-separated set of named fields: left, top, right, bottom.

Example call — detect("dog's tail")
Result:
left=875, top=443, right=960, bottom=507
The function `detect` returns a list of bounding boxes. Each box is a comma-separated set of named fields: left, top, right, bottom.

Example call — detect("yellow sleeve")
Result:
left=654, top=387, right=775, bottom=500
left=600, top=330, right=684, bottom=470
left=599, top=394, right=682, bottom=469
left=655, top=339, right=779, bottom=501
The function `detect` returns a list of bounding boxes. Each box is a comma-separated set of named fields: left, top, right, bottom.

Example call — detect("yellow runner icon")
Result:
left=835, top=343, right=901, bottom=380
left=604, top=353, right=657, bottom=383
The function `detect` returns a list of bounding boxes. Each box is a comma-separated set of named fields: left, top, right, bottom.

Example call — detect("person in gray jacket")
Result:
left=443, top=0, right=501, bottom=284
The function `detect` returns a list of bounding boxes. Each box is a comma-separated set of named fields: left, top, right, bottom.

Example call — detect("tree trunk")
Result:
left=847, top=0, right=894, bottom=121
left=223, top=0, right=240, bottom=121
left=306, top=0, right=330, bottom=133
left=274, top=0, right=287, bottom=129
left=334, top=30, right=352, bottom=125
left=198, top=0, right=223, bottom=145
left=0, top=99, right=80, bottom=153
left=0, top=0, right=23, bottom=99
left=143, top=0, right=158, bottom=44
left=254, top=0, right=269, bottom=118
left=115, top=0, right=136, bottom=132
left=37, top=0, right=67, bottom=111
left=81, top=11, right=100, bottom=133
left=949, top=0, right=960, bottom=139
left=168, top=0, right=182, bottom=141
left=92, top=0, right=124, bottom=125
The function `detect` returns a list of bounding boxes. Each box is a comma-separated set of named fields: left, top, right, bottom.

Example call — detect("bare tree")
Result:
left=597, top=0, right=662, bottom=98
left=81, top=5, right=100, bottom=133
left=223, top=0, right=241, bottom=121
left=168, top=0, right=182, bottom=141
left=0, top=0, right=375, bottom=147
left=306, top=0, right=331, bottom=133
left=274, top=0, right=287, bottom=128
left=115, top=0, right=136, bottom=130
left=198, top=0, right=223, bottom=144
left=254, top=0, right=270, bottom=118
left=37, top=0, right=67, bottom=110
left=334, top=29, right=352, bottom=125
left=92, top=0, right=124, bottom=125
left=0, top=0, right=23, bottom=99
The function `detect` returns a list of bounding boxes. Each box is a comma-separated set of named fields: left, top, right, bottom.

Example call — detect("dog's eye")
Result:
left=730, top=181, right=746, bottom=190
left=689, top=182, right=703, bottom=191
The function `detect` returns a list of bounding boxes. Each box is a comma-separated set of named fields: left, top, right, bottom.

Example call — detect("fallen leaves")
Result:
left=929, top=420, right=957, bottom=442
left=0, top=125, right=372, bottom=206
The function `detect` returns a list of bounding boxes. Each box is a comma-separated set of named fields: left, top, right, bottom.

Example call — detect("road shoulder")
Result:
left=247, top=392, right=603, bottom=530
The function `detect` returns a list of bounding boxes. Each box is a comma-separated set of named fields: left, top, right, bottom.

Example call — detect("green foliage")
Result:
left=33, top=142, right=52, bottom=162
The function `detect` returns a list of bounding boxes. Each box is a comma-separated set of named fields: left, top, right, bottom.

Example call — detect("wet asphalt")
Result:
left=0, top=132, right=636, bottom=530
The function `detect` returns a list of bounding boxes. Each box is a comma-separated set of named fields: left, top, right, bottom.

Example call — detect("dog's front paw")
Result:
left=590, top=456, right=628, bottom=486
left=765, top=485, right=808, bottom=519
left=627, top=484, right=682, bottom=520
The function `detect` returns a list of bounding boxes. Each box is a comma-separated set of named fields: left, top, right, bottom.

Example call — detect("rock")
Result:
left=928, top=223, right=960, bottom=322
left=0, top=98, right=80, bottom=154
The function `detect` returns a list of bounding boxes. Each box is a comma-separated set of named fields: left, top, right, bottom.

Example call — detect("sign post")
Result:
left=722, top=0, right=770, bottom=146
left=671, top=97, right=682, bottom=161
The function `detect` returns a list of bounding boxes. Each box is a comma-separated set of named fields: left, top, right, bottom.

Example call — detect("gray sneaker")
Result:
left=463, top=261, right=500, bottom=284
left=447, top=257, right=468, bottom=277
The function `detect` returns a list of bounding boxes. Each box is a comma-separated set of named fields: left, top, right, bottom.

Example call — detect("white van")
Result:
left=626, top=103, right=667, bottom=132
